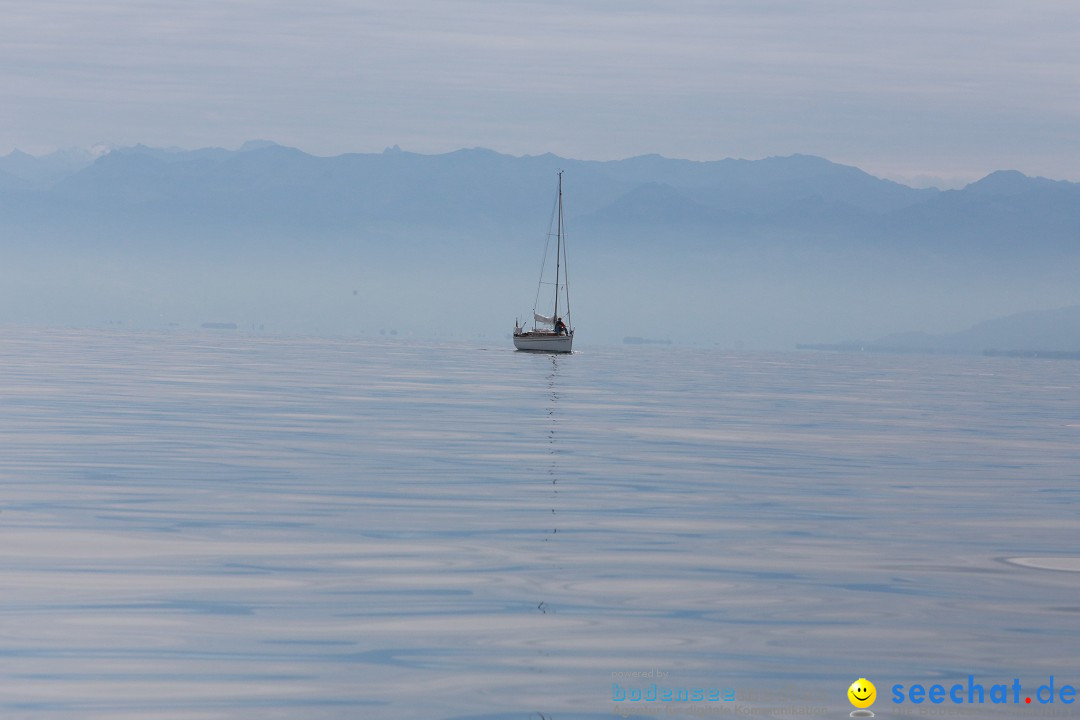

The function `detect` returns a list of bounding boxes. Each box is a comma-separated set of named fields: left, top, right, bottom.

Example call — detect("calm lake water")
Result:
left=1, top=327, right=1078, bottom=719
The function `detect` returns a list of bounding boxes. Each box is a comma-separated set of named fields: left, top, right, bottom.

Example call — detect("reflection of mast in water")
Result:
left=547, top=354, right=559, bottom=535
left=538, top=355, right=560, bottom=616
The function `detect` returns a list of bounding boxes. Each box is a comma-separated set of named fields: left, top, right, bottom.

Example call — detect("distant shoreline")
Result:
left=797, top=343, right=1080, bottom=360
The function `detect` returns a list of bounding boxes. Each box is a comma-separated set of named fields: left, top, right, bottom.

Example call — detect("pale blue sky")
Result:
left=2, top=0, right=1078, bottom=185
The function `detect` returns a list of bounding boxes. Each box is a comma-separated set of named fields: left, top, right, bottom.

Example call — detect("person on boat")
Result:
left=554, top=317, right=567, bottom=336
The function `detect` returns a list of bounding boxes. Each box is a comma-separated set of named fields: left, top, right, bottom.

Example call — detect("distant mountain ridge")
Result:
left=3, top=141, right=1080, bottom=345
left=0, top=146, right=99, bottom=189
left=4, top=142, right=1078, bottom=250
left=873, top=305, right=1080, bottom=354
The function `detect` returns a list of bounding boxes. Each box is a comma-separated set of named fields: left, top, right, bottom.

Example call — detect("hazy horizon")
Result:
left=3, top=139, right=1063, bottom=191
left=3, top=141, right=1080, bottom=351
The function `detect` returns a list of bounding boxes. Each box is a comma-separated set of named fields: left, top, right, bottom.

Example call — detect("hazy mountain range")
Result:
left=5, top=142, right=1079, bottom=245
left=2, top=142, right=1079, bottom=347
left=871, top=305, right=1080, bottom=354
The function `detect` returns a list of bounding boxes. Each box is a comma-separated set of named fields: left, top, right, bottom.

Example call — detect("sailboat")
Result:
left=514, top=171, right=574, bottom=353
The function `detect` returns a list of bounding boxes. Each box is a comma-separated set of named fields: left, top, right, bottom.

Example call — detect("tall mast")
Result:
left=553, top=171, right=562, bottom=321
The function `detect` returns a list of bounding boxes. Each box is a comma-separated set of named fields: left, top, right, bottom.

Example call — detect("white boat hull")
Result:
left=513, top=331, right=573, bottom=353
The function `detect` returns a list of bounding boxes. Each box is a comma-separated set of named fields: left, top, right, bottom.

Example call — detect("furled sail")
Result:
left=534, top=312, right=555, bottom=325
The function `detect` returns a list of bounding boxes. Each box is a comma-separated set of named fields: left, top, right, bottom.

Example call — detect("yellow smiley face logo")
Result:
left=848, top=678, right=876, bottom=708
